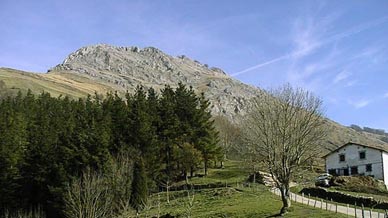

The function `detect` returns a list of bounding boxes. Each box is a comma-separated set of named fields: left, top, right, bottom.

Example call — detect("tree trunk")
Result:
left=190, top=167, right=194, bottom=177
left=279, top=184, right=291, bottom=215
left=204, top=160, right=208, bottom=176
left=221, top=153, right=226, bottom=169
left=253, top=165, right=256, bottom=183
left=166, top=180, right=170, bottom=203
left=185, top=171, right=189, bottom=185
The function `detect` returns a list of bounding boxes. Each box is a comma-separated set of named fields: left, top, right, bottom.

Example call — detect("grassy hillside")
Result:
left=0, top=68, right=113, bottom=98
left=324, top=120, right=388, bottom=152
left=132, top=161, right=349, bottom=218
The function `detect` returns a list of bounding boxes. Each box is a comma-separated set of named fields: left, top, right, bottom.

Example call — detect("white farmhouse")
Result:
left=323, top=142, right=388, bottom=187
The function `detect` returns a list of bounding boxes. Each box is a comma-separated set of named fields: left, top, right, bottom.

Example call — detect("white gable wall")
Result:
left=325, top=143, right=384, bottom=180
left=382, top=152, right=388, bottom=187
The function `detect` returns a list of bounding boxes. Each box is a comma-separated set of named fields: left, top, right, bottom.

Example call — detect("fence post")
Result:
left=308, top=194, right=310, bottom=205
left=320, top=199, right=323, bottom=209
left=361, top=203, right=364, bottom=218
left=369, top=209, right=372, bottom=218
left=314, top=199, right=317, bottom=208
left=330, top=198, right=333, bottom=211
left=354, top=202, right=357, bottom=218
left=302, top=193, right=304, bottom=204
left=326, top=198, right=328, bottom=211
left=346, top=204, right=349, bottom=216
left=295, top=193, right=297, bottom=202
left=335, top=202, right=337, bottom=213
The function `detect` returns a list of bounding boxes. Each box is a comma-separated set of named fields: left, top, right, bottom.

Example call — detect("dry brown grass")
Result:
left=0, top=68, right=113, bottom=98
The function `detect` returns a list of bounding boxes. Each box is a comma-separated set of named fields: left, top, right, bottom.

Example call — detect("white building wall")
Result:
left=325, top=143, right=384, bottom=180
left=382, top=152, right=388, bottom=187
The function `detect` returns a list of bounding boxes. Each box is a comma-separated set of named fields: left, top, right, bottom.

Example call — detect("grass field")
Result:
left=128, top=161, right=350, bottom=218
left=142, top=186, right=350, bottom=218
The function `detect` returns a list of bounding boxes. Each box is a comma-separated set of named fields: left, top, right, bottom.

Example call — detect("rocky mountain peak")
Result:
left=49, top=44, right=224, bottom=77
left=47, top=44, right=261, bottom=121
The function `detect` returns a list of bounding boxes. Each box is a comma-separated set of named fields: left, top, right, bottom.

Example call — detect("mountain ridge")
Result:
left=1, top=44, right=387, bottom=154
left=46, top=44, right=263, bottom=121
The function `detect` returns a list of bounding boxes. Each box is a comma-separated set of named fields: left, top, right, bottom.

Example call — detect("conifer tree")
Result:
left=177, top=143, right=202, bottom=183
left=130, top=158, right=148, bottom=213
left=158, top=85, right=180, bottom=181
left=0, top=97, right=28, bottom=209
left=145, top=87, right=162, bottom=182
left=194, top=93, right=220, bottom=175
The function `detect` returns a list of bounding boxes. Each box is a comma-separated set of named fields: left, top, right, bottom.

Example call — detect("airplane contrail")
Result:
left=231, top=16, right=388, bottom=77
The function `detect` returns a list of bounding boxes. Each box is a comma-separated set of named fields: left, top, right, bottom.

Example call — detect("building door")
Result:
left=351, top=166, right=358, bottom=175
left=343, top=168, right=349, bottom=176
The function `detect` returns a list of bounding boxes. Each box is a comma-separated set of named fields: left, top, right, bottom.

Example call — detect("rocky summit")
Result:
left=0, top=44, right=387, bottom=153
left=48, top=44, right=262, bottom=121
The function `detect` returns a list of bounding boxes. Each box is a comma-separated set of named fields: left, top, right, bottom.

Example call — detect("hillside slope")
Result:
left=0, top=68, right=113, bottom=98
left=1, top=44, right=387, bottom=154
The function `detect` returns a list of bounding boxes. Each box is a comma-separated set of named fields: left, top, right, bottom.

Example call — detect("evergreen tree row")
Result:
left=0, top=83, right=221, bottom=217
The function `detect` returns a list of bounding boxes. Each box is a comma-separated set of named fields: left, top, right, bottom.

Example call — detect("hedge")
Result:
left=300, top=187, right=388, bottom=209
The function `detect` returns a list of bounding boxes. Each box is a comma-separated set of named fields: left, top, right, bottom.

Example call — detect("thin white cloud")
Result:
left=286, top=42, right=343, bottom=92
left=350, top=46, right=382, bottom=60
left=291, top=17, right=321, bottom=59
left=344, top=80, right=357, bottom=87
left=384, top=92, right=388, bottom=98
left=349, top=99, right=371, bottom=109
left=333, top=70, right=351, bottom=84
left=232, top=15, right=388, bottom=77
left=231, top=54, right=291, bottom=76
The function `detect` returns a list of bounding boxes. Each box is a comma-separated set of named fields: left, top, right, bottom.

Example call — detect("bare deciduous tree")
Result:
left=214, top=115, right=241, bottom=167
left=63, top=168, right=113, bottom=218
left=244, top=84, right=326, bottom=215
left=63, top=152, right=134, bottom=218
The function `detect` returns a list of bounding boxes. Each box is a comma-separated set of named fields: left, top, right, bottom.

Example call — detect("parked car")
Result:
left=315, top=173, right=332, bottom=187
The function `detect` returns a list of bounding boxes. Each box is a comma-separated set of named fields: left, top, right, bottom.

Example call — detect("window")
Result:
left=359, top=151, right=366, bottom=160
left=366, top=164, right=372, bottom=172
left=328, top=169, right=337, bottom=175
left=339, top=154, right=345, bottom=162
left=351, top=166, right=358, bottom=175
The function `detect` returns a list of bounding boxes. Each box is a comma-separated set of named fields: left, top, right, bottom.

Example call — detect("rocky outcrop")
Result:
left=49, top=44, right=262, bottom=122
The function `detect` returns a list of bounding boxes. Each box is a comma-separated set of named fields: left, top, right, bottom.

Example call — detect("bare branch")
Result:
left=243, top=83, right=327, bottom=215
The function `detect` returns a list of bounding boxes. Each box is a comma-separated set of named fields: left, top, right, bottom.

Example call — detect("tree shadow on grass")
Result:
left=266, top=213, right=284, bottom=217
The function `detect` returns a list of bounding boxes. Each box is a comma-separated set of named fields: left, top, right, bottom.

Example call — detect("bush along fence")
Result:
left=300, top=187, right=388, bottom=210
left=159, top=182, right=232, bottom=192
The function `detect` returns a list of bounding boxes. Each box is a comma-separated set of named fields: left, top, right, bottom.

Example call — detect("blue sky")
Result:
left=1, top=0, right=388, bottom=130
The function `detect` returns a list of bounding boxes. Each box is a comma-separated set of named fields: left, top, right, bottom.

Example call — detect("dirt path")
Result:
left=270, top=188, right=387, bottom=218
